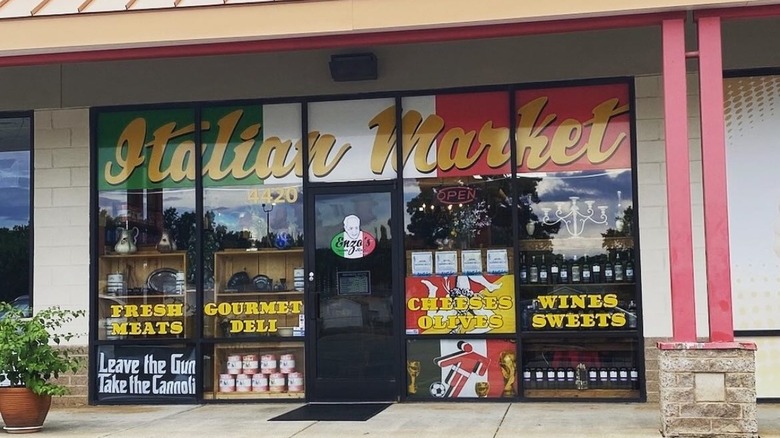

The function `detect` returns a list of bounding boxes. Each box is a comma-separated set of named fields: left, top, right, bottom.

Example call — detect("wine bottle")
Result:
left=598, top=367, right=609, bottom=388
left=546, top=367, right=556, bottom=389
left=556, top=367, right=566, bottom=389
left=630, top=367, right=639, bottom=390
left=614, top=253, right=624, bottom=282
left=625, top=252, right=635, bottom=283
left=565, top=367, right=576, bottom=388
left=523, top=368, right=532, bottom=389
left=609, top=367, right=619, bottom=388
left=520, top=255, right=528, bottom=284
left=582, top=254, right=591, bottom=283
left=559, top=256, right=569, bottom=284
left=530, top=256, right=539, bottom=284
left=534, top=368, right=545, bottom=389
left=619, top=368, right=629, bottom=388
left=627, top=300, right=638, bottom=329
left=571, top=255, right=581, bottom=283
left=539, top=255, right=549, bottom=284
left=604, top=256, right=614, bottom=283
left=588, top=367, right=599, bottom=388
left=550, top=256, right=559, bottom=285
left=591, top=255, right=602, bottom=283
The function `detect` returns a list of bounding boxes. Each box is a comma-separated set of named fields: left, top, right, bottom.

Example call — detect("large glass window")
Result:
left=91, top=80, right=640, bottom=404
left=402, top=92, right=517, bottom=400
left=0, top=116, right=31, bottom=316
left=96, top=109, right=197, bottom=342
left=201, top=104, right=305, bottom=400
left=515, top=83, right=639, bottom=399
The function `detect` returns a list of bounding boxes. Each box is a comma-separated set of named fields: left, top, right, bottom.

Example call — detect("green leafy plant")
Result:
left=0, top=303, right=85, bottom=396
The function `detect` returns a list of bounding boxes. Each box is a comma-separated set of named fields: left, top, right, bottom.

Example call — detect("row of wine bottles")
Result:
left=523, top=366, right=640, bottom=390
left=519, top=251, right=634, bottom=285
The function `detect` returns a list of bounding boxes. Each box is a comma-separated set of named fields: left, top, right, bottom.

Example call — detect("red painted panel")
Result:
left=697, top=16, right=734, bottom=342
left=695, top=4, right=780, bottom=20
left=662, top=18, right=697, bottom=342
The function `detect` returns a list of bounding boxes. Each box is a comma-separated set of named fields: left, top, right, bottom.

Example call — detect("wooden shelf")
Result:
left=218, top=291, right=303, bottom=297
left=220, top=248, right=304, bottom=254
left=519, top=282, right=635, bottom=288
left=205, top=391, right=304, bottom=400
left=524, top=388, right=639, bottom=399
left=100, top=250, right=187, bottom=259
left=99, top=294, right=188, bottom=299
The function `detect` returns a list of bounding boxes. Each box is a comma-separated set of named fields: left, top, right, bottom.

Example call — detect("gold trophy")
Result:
left=475, top=381, right=490, bottom=397
left=407, top=360, right=421, bottom=395
left=499, top=351, right=517, bottom=397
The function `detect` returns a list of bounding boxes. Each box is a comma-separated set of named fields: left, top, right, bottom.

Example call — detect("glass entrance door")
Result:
left=306, top=185, right=399, bottom=401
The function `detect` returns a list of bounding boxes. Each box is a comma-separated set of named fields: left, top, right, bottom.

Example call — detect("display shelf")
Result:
left=523, top=389, right=640, bottom=399
left=214, top=249, right=304, bottom=295
left=519, top=236, right=634, bottom=251
left=97, top=251, right=191, bottom=340
left=519, top=282, right=635, bottom=287
left=211, top=341, right=305, bottom=399
left=519, top=330, right=639, bottom=339
left=204, top=391, right=304, bottom=400
left=100, top=251, right=187, bottom=259
left=217, top=291, right=303, bottom=297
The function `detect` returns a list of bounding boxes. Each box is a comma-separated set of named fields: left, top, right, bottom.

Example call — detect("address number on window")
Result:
left=247, top=187, right=299, bottom=204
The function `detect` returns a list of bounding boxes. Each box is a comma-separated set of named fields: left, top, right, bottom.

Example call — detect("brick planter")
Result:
left=658, top=342, right=757, bottom=438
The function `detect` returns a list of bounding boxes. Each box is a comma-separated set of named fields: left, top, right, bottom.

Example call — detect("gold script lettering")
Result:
left=309, top=132, right=350, bottom=178
left=104, top=118, right=147, bottom=186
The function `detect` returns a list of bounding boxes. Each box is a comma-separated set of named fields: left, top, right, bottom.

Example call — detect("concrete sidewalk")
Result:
left=16, top=402, right=780, bottom=437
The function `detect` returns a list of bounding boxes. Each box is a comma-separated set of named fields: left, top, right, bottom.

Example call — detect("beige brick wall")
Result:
left=634, top=74, right=709, bottom=340
left=50, top=347, right=89, bottom=407
left=33, top=108, right=91, bottom=346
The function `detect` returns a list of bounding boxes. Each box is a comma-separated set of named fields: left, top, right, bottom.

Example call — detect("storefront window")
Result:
left=402, top=92, right=516, bottom=399
left=96, top=109, right=197, bottom=342
left=515, top=83, right=639, bottom=399
left=201, top=104, right=305, bottom=400
left=307, top=98, right=396, bottom=183
left=91, top=80, right=641, bottom=404
left=0, top=116, right=31, bottom=314
left=406, top=338, right=517, bottom=400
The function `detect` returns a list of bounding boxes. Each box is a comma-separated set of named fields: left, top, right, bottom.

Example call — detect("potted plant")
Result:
left=0, top=303, right=84, bottom=433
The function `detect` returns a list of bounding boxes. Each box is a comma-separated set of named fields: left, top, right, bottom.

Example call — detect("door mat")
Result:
left=269, top=403, right=391, bottom=422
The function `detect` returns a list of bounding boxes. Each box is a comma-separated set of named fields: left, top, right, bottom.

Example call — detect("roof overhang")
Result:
left=0, top=0, right=776, bottom=67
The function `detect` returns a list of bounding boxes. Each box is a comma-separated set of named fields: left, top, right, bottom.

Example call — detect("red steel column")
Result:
left=697, top=16, right=734, bottom=342
left=662, top=19, right=697, bottom=342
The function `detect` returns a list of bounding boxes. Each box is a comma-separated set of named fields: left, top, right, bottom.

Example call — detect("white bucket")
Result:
left=260, top=354, right=277, bottom=374
left=251, top=374, right=269, bottom=392
left=226, top=355, right=242, bottom=374
left=235, top=374, right=252, bottom=392
left=242, top=355, right=259, bottom=375
left=106, top=274, right=124, bottom=295
left=279, top=354, right=296, bottom=373
left=175, top=272, right=185, bottom=294
left=269, top=373, right=286, bottom=393
left=288, top=372, right=304, bottom=392
left=218, top=374, right=236, bottom=392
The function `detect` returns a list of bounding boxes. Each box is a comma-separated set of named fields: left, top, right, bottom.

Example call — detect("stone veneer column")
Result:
left=658, top=342, right=757, bottom=438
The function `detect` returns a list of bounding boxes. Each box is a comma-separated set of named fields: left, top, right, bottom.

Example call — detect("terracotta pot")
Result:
left=0, top=387, right=52, bottom=433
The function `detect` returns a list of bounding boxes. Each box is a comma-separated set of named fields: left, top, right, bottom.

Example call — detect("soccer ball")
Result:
left=429, top=381, right=447, bottom=398
left=274, top=232, right=294, bottom=250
